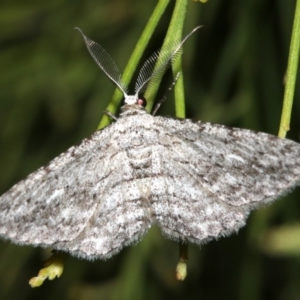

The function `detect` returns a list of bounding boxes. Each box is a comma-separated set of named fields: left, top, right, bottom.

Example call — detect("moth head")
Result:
left=124, top=94, right=147, bottom=108
left=124, top=94, right=138, bottom=105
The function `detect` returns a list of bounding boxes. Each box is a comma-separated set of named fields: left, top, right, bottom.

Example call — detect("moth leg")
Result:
left=152, top=72, right=180, bottom=116
left=104, top=110, right=118, bottom=121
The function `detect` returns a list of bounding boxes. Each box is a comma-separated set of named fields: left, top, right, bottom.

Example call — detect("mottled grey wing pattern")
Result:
left=1, top=107, right=300, bottom=257
left=151, top=117, right=300, bottom=243
left=57, top=149, right=153, bottom=259
left=152, top=149, right=248, bottom=244
left=0, top=123, right=151, bottom=259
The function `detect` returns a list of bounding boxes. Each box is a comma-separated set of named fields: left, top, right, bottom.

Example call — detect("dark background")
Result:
left=1, top=0, right=300, bottom=299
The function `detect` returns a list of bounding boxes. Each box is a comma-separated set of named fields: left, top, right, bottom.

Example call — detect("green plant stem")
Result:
left=278, top=0, right=300, bottom=138
left=144, top=0, right=189, bottom=115
left=168, top=0, right=189, bottom=118
left=98, top=0, right=170, bottom=129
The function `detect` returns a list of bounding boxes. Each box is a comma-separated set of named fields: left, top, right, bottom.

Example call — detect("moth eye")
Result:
left=137, top=96, right=147, bottom=107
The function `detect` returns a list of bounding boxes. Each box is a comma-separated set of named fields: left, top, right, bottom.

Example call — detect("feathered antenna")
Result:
left=134, top=26, right=201, bottom=98
left=76, top=26, right=201, bottom=106
left=75, top=28, right=128, bottom=96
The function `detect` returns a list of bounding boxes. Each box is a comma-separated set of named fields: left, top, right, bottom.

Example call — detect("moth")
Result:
left=0, top=27, right=299, bottom=261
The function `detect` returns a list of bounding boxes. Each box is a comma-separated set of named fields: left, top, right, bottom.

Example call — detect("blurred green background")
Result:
left=1, top=0, right=300, bottom=299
